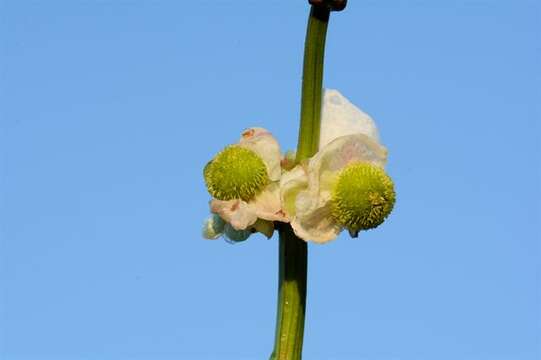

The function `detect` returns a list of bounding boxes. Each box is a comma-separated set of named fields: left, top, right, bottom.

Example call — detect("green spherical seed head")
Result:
left=204, top=145, right=269, bottom=201
left=331, top=162, right=396, bottom=233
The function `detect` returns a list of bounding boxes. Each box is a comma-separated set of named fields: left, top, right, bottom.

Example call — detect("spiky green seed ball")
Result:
left=331, top=162, right=395, bottom=233
left=204, top=145, right=269, bottom=201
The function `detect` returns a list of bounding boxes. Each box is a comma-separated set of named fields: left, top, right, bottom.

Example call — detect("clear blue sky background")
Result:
left=1, top=1, right=539, bottom=359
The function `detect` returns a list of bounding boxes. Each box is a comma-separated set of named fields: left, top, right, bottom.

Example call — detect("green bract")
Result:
left=331, top=162, right=395, bottom=233
left=204, top=145, right=269, bottom=201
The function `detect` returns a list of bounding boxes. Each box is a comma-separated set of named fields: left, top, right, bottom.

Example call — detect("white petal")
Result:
left=319, top=89, right=381, bottom=149
left=248, top=182, right=288, bottom=223
left=308, top=133, right=388, bottom=190
left=281, top=165, right=340, bottom=243
left=290, top=199, right=341, bottom=244
left=239, top=127, right=282, bottom=181
left=280, top=164, right=308, bottom=219
left=210, top=199, right=258, bottom=231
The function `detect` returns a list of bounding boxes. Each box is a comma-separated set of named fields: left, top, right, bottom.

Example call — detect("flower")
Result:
left=203, top=127, right=287, bottom=241
left=281, top=89, right=395, bottom=243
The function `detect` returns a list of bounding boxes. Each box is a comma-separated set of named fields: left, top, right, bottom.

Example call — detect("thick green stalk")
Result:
left=270, top=224, right=308, bottom=360
left=270, top=5, right=330, bottom=360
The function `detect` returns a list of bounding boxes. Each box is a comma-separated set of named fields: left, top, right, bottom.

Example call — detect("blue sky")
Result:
left=1, top=1, right=539, bottom=359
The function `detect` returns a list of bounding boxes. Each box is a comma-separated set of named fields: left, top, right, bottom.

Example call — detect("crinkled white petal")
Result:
left=281, top=164, right=340, bottom=243
left=239, top=127, right=282, bottom=181
left=210, top=198, right=258, bottom=231
left=290, top=199, right=341, bottom=244
left=280, top=164, right=308, bottom=219
left=309, top=133, right=388, bottom=188
left=319, top=89, right=381, bottom=149
left=210, top=181, right=285, bottom=231
left=248, top=182, right=288, bottom=223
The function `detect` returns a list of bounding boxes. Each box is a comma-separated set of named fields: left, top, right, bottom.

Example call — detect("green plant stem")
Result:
left=296, top=5, right=330, bottom=162
left=270, top=5, right=330, bottom=360
left=270, top=224, right=308, bottom=360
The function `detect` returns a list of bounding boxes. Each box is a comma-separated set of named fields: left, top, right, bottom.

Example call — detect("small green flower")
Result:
left=281, top=89, right=394, bottom=243
left=202, top=128, right=287, bottom=243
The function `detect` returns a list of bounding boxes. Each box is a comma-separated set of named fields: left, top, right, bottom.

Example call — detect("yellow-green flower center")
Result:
left=331, top=162, right=395, bottom=233
left=204, top=145, right=269, bottom=201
